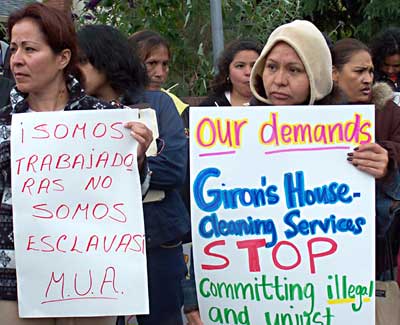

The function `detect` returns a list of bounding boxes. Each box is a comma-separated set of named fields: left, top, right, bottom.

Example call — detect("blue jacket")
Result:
left=141, top=90, right=190, bottom=248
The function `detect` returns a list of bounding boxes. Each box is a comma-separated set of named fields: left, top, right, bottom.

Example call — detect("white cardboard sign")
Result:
left=190, top=106, right=375, bottom=325
left=11, top=109, right=148, bottom=317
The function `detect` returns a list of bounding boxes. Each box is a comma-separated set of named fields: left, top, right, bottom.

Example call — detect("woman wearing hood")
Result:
left=250, top=21, right=399, bottom=277
left=249, top=20, right=388, bottom=179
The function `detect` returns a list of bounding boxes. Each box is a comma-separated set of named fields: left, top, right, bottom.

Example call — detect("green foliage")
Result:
left=75, top=0, right=302, bottom=97
left=0, top=23, right=6, bottom=40
left=76, top=0, right=213, bottom=96
left=300, top=0, right=400, bottom=43
left=222, top=0, right=302, bottom=44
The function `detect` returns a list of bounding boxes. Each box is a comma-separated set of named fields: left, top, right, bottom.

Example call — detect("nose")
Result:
left=363, top=71, right=373, bottom=84
left=153, top=64, right=164, bottom=77
left=387, top=66, right=395, bottom=75
left=11, top=48, right=23, bottom=67
left=244, top=65, right=252, bottom=76
left=274, top=68, right=288, bottom=86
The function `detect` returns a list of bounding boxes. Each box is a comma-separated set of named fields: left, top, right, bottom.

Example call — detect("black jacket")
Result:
left=199, top=92, right=231, bottom=107
left=0, top=77, right=13, bottom=109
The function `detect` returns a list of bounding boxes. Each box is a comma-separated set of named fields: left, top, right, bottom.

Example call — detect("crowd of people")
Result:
left=0, top=3, right=400, bottom=325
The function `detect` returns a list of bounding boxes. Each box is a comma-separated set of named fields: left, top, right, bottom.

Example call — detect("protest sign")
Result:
left=190, top=106, right=375, bottom=325
left=11, top=109, right=148, bottom=317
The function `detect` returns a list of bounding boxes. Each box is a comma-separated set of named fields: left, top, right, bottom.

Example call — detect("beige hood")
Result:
left=250, top=20, right=333, bottom=105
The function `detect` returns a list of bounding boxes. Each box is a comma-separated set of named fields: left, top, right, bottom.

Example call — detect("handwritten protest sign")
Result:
left=11, top=109, right=148, bottom=317
left=190, top=106, right=375, bottom=325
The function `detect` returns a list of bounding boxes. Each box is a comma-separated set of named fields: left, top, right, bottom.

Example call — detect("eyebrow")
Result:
left=11, top=40, right=41, bottom=46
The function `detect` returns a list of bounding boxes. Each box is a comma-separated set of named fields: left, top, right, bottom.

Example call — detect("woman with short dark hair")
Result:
left=0, top=4, right=151, bottom=324
left=78, top=24, right=190, bottom=325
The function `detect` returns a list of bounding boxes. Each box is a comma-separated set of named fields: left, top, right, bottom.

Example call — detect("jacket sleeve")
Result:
left=182, top=245, right=199, bottom=313
left=377, top=101, right=400, bottom=168
left=147, top=93, right=188, bottom=190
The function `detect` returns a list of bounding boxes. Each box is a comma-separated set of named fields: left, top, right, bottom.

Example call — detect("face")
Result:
left=78, top=59, right=108, bottom=97
left=10, top=18, right=69, bottom=94
left=381, top=54, right=400, bottom=77
left=262, top=42, right=310, bottom=105
left=144, top=45, right=169, bottom=90
left=229, top=50, right=259, bottom=98
left=333, top=50, right=373, bottom=103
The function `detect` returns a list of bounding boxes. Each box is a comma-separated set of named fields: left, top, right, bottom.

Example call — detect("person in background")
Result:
left=370, top=27, right=400, bottom=92
left=0, top=4, right=151, bottom=324
left=0, top=39, right=9, bottom=75
left=128, top=30, right=188, bottom=115
left=200, top=39, right=262, bottom=107
left=77, top=24, right=190, bottom=325
left=0, top=76, right=13, bottom=108
left=331, top=38, right=400, bottom=278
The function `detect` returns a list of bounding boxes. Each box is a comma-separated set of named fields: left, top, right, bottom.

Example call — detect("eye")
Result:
left=162, top=61, right=169, bottom=67
left=146, top=61, right=157, bottom=67
left=289, top=66, right=303, bottom=74
left=266, top=63, right=277, bottom=72
left=9, top=46, right=17, bottom=54
left=234, top=63, right=245, bottom=69
left=25, top=47, right=36, bottom=53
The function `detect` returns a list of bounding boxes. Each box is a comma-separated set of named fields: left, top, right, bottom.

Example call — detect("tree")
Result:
left=75, top=0, right=301, bottom=97
left=301, top=0, right=400, bottom=42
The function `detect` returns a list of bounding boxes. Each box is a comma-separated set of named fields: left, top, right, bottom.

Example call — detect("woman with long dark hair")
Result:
left=201, top=39, right=262, bottom=107
left=331, top=38, right=400, bottom=277
left=370, top=27, right=400, bottom=92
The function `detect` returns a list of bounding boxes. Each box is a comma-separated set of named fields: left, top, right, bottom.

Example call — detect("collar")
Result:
left=10, top=75, right=86, bottom=114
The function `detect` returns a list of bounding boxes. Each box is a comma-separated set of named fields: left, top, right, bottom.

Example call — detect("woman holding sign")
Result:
left=77, top=25, right=190, bottom=325
left=0, top=3, right=152, bottom=325
left=250, top=20, right=399, bottom=275
left=331, top=38, right=400, bottom=277
left=249, top=20, right=390, bottom=179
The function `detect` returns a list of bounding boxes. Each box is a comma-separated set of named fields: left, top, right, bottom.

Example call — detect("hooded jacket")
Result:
left=250, top=20, right=333, bottom=105
left=370, top=83, right=400, bottom=241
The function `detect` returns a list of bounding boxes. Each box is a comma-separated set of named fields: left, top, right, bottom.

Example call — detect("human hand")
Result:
left=124, top=121, right=153, bottom=170
left=186, top=310, right=203, bottom=325
left=347, top=143, right=389, bottom=179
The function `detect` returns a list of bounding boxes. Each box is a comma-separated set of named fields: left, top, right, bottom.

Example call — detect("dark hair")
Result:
left=7, top=2, right=80, bottom=79
left=370, top=27, right=400, bottom=72
left=331, top=38, right=371, bottom=71
left=128, top=30, right=170, bottom=62
left=77, top=24, right=148, bottom=105
left=211, top=39, right=262, bottom=94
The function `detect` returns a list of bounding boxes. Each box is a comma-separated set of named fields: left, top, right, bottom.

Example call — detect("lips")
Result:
left=360, top=87, right=371, bottom=96
left=13, top=72, right=29, bottom=80
left=270, top=91, right=290, bottom=100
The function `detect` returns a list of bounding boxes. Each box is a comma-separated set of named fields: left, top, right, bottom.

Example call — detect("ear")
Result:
left=57, top=49, right=71, bottom=71
left=332, top=66, right=339, bottom=82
